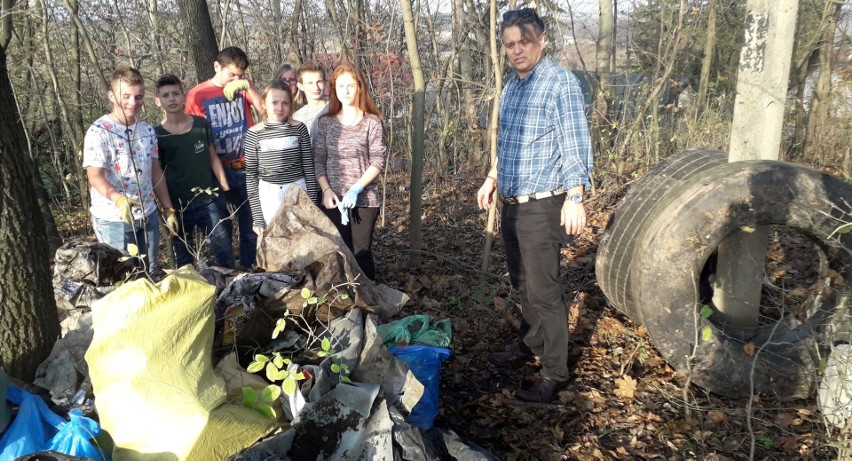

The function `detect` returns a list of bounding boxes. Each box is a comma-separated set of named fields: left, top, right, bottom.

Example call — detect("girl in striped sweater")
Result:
left=245, top=80, right=319, bottom=234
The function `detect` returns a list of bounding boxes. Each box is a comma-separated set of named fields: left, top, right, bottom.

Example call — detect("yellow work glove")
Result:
left=114, top=195, right=142, bottom=225
left=223, top=80, right=250, bottom=101
left=163, top=208, right=179, bottom=235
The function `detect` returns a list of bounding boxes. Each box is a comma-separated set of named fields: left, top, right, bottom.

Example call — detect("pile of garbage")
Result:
left=2, top=187, right=498, bottom=461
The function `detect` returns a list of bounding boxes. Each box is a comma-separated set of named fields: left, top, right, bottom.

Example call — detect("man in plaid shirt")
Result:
left=477, top=7, right=592, bottom=403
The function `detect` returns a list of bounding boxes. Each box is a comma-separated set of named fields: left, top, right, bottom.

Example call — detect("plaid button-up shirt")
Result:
left=497, top=58, right=593, bottom=197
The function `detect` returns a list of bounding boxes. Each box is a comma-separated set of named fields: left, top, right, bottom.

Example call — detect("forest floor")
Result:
left=368, top=170, right=842, bottom=461
left=56, top=168, right=845, bottom=461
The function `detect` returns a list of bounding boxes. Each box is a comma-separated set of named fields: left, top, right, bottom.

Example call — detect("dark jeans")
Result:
left=323, top=206, right=379, bottom=280
left=172, top=195, right=233, bottom=268
left=222, top=168, right=257, bottom=268
left=502, top=194, right=570, bottom=381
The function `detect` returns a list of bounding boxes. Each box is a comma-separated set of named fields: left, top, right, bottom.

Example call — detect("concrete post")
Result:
left=713, top=0, right=799, bottom=326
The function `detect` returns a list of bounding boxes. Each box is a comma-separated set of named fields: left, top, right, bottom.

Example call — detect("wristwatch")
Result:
left=567, top=193, right=584, bottom=203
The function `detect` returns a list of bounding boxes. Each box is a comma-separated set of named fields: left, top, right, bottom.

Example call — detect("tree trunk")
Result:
left=695, top=0, right=717, bottom=120
left=10, top=71, right=63, bottom=256
left=400, top=0, right=425, bottom=267
left=480, top=0, right=501, bottom=273
left=176, top=0, right=218, bottom=82
left=146, top=0, right=166, bottom=76
left=0, top=43, right=60, bottom=382
left=40, top=0, right=88, bottom=208
left=593, top=0, right=614, bottom=159
left=324, top=0, right=349, bottom=61
left=287, top=0, right=304, bottom=65
left=804, top=0, right=841, bottom=163
left=453, top=0, right=476, bottom=129
left=61, top=0, right=108, bottom=92
left=715, top=0, right=799, bottom=327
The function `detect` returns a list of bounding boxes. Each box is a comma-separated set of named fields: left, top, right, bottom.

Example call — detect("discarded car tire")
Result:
left=630, top=160, right=852, bottom=400
left=596, top=149, right=728, bottom=318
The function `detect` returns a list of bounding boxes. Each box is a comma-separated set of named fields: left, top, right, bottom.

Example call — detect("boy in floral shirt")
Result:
left=83, top=65, right=177, bottom=275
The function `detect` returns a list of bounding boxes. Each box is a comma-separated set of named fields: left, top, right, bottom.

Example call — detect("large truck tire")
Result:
left=596, top=149, right=728, bottom=318
left=629, top=160, right=852, bottom=400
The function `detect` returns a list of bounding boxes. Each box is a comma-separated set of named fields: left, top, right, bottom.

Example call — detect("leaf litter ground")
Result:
left=368, top=172, right=840, bottom=461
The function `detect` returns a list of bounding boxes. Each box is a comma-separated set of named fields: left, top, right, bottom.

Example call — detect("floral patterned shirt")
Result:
left=83, top=115, right=159, bottom=221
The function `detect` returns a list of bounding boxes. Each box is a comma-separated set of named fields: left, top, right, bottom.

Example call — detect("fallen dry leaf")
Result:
left=707, top=411, right=727, bottom=424
left=552, top=424, right=564, bottom=442
left=614, top=375, right=637, bottom=401
left=743, top=342, right=756, bottom=357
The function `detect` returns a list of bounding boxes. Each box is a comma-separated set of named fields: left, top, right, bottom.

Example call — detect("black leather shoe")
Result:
left=515, top=375, right=570, bottom=403
left=489, top=345, right=538, bottom=368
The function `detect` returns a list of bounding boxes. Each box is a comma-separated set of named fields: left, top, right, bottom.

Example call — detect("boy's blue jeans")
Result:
left=92, top=212, right=160, bottom=274
left=172, top=195, right=233, bottom=268
left=221, top=168, right=257, bottom=268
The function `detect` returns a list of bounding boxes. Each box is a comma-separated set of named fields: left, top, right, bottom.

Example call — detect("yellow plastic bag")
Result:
left=85, top=268, right=276, bottom=460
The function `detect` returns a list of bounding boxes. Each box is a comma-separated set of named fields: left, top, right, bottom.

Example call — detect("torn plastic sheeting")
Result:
left=232, top=395, right=500, bottom=461
left=215, top=272, right=302, bottom=347
left=216, top=272, right=302, bottom=313
left=390, top=407, right=501, bottom=461
left=34, top=312, right=94, bottom=407
left=305, top=308, right=366, bottom=404
left=255, top=186, right=408, bottom=321
left=52, top=240, right=131, bottom=310
left=246, top=307, right=422, bottom=428
left=353, top=314, right=422, bottom=412
left=299, top=308, right=424, bottom=415
left=231, top=383, right=394, bottom=461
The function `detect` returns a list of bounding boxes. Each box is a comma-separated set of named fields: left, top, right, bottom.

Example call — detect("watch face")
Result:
left=569, top=194, right=583, bottom=203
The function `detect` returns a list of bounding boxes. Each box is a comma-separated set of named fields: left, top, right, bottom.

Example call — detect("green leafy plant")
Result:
left=243, top=352, right=307, bottom=419
left=241, top=386, right=278, bottom=419
left=317, top=337, right=333, bottom=357
left=330, top=360, right=352, bottom=383
left=239, top=284, right=357, bottom=418
left=299, top=286, right=349, bottom=310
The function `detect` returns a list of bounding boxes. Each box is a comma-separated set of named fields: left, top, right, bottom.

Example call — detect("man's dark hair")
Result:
left=501, top=8, right=545, bottom=36
left=155, top=74, right=183, bottom=92
left=217, top=46, right=250, bottom=70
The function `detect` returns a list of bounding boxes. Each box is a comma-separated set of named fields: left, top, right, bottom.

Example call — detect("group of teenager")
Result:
left=83, top=7, right=591, bottom=404
left=83, top=47, right=385, bottom=281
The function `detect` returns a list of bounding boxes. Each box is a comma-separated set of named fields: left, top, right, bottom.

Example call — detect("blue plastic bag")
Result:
left=0, top=387, right=107, bottom=461
left=47, top=410, right=105, bottom=461
left=390, top=346, right=451, bottom=430
left=0, top=386, right=66, bottom=459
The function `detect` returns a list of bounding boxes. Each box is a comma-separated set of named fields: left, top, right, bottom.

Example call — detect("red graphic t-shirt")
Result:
left=186, top=80, right=255, bottom=160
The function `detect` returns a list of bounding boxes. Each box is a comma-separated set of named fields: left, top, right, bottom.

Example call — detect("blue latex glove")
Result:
left=337, top=200, right=350, bottom=226
left=340, top=183, right=365, bottom=209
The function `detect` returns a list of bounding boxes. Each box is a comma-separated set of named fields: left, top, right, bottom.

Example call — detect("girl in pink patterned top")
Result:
left=314, top=62, right=386, bottom=280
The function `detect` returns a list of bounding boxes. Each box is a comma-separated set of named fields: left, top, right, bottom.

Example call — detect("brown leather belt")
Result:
left=222, top=157, right=246, bottom=169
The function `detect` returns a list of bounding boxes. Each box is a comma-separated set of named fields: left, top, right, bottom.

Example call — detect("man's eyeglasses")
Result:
left=502, top=7, right=544, bottom=30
